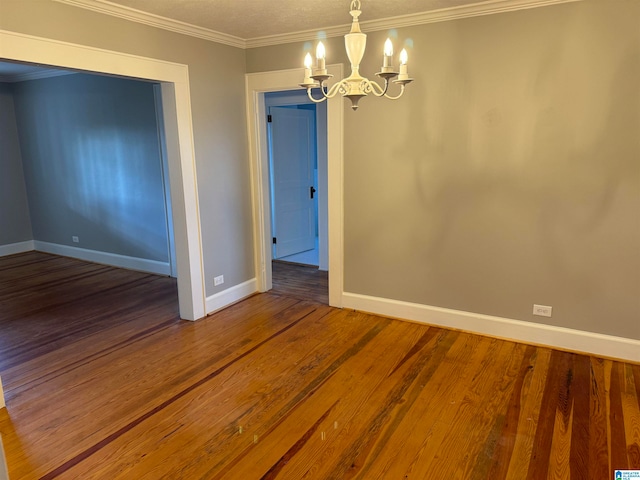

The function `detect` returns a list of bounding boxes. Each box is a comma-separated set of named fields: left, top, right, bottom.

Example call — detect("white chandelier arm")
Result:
left=366, top=78, right=407, bottom=100
left=366, top=79, right=390, bottom=97
left=383, top=83, right=406, bottom=100
left=306, top=88, right=329, bottom=104
left=306, top=80, right=349, bottom=103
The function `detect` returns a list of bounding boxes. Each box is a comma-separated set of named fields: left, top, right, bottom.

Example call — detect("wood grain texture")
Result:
left=271, top=261, right=328, bottom=304
left=0, top=251, right=638, bottom=479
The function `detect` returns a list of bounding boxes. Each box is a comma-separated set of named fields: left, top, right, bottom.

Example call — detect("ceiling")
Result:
left=0, top=0, right=575, bottom=77
left=85, top=0, right=482, bottom=40
left=53, top=0, right=575, bottom=47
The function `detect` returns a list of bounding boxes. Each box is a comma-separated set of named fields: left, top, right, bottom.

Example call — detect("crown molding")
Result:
left=53, top=0, right=247, bottom=49
left=247, top=0, right=581, bottom=48
left=0, top=69, right=75, bottom=83
left=55, top=0, right=580, bottom=50
left=361, top=0, right=581, bottom=34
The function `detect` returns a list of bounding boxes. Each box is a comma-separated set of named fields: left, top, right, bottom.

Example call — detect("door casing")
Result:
left=245, top=66, right=344, bottom=307
left=0, top=29, right=206, bottom=320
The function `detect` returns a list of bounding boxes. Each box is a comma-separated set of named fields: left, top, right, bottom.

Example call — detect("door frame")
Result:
left=245, top=66, right=344, bottom=307
left=0, top=29, right=206, bottom=320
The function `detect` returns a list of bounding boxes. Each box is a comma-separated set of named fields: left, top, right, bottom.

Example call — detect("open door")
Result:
left=269, top=106, right=316, bottom=259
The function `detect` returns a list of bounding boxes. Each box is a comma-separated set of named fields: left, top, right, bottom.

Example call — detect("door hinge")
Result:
left=267, top=114, right=272, bottom=123
left=272, top=237, right=277, bottom=244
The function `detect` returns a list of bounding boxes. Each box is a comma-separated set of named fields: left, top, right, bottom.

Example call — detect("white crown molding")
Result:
left=54, top=0, right=580, bottom=50
left=0, top=69, right=74, bottom=83
left=53, top=0, right=247, bottom=49
left=358, top=0, right=581, bottom=35
left=246, top=0, right=580, bottom=47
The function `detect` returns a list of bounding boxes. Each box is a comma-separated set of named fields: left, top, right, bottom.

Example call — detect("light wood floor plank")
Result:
left=0, top=252, right=637, bottom=479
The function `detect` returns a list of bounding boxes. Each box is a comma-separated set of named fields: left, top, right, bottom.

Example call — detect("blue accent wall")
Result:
left=12, top=73, right=169, bottom=263
left=0, top=82, right=33, bottom=246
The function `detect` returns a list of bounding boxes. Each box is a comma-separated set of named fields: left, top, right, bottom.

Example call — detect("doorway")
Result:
left=245, top=65, right=344, bottom=307
left=0, top=30, right=206, bottom=320
left=265, top=91, right=327, bottom=269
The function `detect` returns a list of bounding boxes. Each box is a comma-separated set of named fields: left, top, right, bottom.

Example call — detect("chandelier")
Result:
left=300, top=0, right=413, bottom=111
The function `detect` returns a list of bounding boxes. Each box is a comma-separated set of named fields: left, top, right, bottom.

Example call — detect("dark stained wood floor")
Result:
left=0, top=251, right=638, bottom=479
left=271, top=261, right=328, bottom=304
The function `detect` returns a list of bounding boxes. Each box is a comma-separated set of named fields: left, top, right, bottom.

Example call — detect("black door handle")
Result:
left=310, top=186, right=316, bottom=199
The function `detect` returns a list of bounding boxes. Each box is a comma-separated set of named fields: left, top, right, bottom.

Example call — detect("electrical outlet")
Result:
left=533, top=304, right=552, bottom=317
left=72, top=236, right=79, bottom=243
left=214, top=275, right=224, bottom=286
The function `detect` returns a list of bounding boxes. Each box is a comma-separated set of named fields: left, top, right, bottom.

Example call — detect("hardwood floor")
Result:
left=271, top=261, right=328, bottom=304
left=0, top=252, right=638, bottom=479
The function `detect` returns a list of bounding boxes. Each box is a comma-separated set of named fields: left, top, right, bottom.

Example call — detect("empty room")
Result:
left=0, top=0, right=638, bottom=478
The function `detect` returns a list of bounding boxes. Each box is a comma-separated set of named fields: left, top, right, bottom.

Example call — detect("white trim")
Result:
left=0, top=240, right=35, bottom=257
left=245, top=66, right=344, bottom=307
left=33, top=241, right=170, bottom=275
left=205, top=278, right=258, bottom=316
left=53, top=0, right=579, bottom=49
left=343, top=292, right=640, bottom=363
left=247, top=0, right=581, bottom=47
left=349, top=0, right=581, bottom=37
left=0, top=29, right=206, bottom=320
left=52, top=0, right=246, bottom=49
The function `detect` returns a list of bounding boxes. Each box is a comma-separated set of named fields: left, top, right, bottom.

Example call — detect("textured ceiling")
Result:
left=1, top=0, right=574, bottom=76
left=88, top=0, right=483, bottom=39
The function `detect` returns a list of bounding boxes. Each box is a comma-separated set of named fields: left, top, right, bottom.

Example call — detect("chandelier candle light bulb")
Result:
left=303, top=53, right=315, bottom=84
left=382, top=38, right=393, bottom=71
left=315, top=41, right=327, bottom=75
left=398, top=49, right=409, bottom=81
left=300, top=0, right=414, bottom=110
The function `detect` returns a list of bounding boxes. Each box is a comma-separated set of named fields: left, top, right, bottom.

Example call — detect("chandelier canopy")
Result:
left=300, top=0, right=413, bottom=111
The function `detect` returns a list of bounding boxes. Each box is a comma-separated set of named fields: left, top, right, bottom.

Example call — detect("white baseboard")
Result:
left=0, top=240, right=35, bottom=257
left=34, top=241, right=171, bottom=276
left=205, top=278, right=258, bottom=316
left=343, top=292, right=640, bottom=363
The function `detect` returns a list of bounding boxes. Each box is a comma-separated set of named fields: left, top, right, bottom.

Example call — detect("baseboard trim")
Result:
left=34, top=241, right=171, bottom=275
left=0, top=240, right=35, bottom=257
left=343, top=292, right=640, bottom=363
left=205, top=278, right=258, bottom=316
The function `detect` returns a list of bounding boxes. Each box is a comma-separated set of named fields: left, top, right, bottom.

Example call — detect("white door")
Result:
left=269, top=107, right=316, bottom=259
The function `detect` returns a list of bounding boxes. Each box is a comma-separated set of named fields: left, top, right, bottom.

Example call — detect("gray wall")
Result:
left=0, top=0, right=253, bottom=296
left=248, top=0, right=640, bottom=340
left=1, top=0, right=637, bottom=340
left=0, top=83, right=32, bottom=245
left=12, top=74, right=169, bottom=262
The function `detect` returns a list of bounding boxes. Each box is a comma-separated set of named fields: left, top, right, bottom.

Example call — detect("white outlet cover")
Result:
left=533, top=304, right=552, bottom=317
